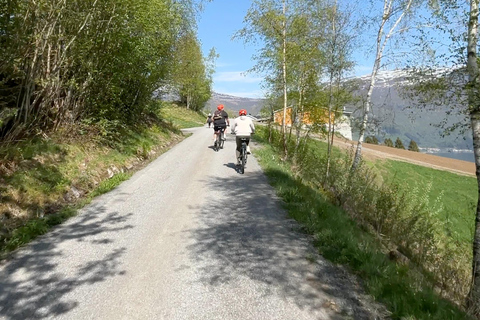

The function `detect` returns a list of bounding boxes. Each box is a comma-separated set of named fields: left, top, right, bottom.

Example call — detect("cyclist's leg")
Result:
left=221, top=126, right=226, bottom=140
left=245, top=137, right=251, bottom=154
left=235, top=136, right=242, bottom=165
left=213, top=125, right=219, bottom=145
left=219, top=128, right=224, bottom=148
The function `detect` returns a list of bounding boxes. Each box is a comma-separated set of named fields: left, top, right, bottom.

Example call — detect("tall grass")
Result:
left=254, top=125, right=473, bottom=319
left=158, top=102, right=207, bottom=129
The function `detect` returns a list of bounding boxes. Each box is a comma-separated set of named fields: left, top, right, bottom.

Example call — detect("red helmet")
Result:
left=239, top=109, right=247, bottom=116
left=217, top=104, right=224, bottom=111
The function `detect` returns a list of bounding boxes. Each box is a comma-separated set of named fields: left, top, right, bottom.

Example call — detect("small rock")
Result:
left=64, top=186, right=82, bottom=202
left=322, top=300, right=340, bottom=312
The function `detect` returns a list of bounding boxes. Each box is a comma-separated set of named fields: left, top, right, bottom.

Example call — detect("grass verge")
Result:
left=159, top=102, right=207, bottom=128
left=253, top=129, right=472, bottom=319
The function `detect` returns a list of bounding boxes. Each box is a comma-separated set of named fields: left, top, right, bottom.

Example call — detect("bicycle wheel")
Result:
left=240, top=144, right=246, bottom=174
left=220, top=132, right=225, bottom=149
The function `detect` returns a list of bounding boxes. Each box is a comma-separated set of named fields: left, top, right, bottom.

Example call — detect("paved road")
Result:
left=0, top=126, right=384, bottom=319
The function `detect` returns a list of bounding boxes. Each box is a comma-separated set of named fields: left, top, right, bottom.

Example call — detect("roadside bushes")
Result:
left=257, top=125, right=470, bottom=305
left=302, top=146, right=469, bottom=303
left=0, top=0, right=200, bottom=142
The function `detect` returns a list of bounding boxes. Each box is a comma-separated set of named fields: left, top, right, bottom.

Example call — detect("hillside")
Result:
left=205, top=92, right=266, bottom=116
left=347, top=70, right=473, bottom=151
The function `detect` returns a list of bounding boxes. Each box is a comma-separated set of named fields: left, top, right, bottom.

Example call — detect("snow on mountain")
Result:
left=206, top=92, right=266, bottom=116
left=347, top=68, right=472, bottom=150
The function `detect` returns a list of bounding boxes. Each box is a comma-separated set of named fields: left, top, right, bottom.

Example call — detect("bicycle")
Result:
left=238, top=137, right=248, bottom=174
left=213, top=128, right=225, bottom=152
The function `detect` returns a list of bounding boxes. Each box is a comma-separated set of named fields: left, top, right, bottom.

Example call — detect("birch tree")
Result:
left=319, top=0, right=355, bottom=177
left=398, top=1, right=480, bottom=312
left=351, top=0, right=416, bottom=170
left=465, top=0, right=480, bottom=315
left=236, top=0, right=296, bottom=158
left=173, top=32, right=215, bottom=111
left=238, top=0, right=343, bottom=159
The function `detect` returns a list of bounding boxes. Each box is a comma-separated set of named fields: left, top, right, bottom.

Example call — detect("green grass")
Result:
left=269, top=128, right=477, bottom=246
left=1, top=173, right=130, bottom=259
left=159, top=103, right=207, bottom=129
left=375, top=160, right=477, bottom=245
left=253, top=130, right=472, bottom=319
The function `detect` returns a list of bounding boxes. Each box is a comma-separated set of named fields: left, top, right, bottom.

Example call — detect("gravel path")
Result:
left=0, top=126, right=386, bottom=320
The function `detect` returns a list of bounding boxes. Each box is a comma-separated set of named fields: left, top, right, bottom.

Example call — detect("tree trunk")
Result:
left=466, top=1, right=480, bottom=317
left=326, top=70, right=335, bottom=178
left=468, top=111, right=480, bottom=316
left=351, top=0, right=413, bottom=171
left=281, top=0, right=288, bottom=159
left=294, top=84, right=304, bottom=160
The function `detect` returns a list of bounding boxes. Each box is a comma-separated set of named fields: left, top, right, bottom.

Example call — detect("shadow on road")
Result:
left=223, top=162, right=239, bottom=172
left=0, top=199, right=134, bottom=320
left=188, top=172, right=385, bottom=319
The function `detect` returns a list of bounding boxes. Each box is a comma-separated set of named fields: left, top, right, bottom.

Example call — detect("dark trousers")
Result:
left=236, top=136, right=250, bottom=152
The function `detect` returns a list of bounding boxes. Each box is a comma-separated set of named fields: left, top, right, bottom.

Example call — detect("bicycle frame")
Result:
left=239, top=138, right=248, bottom=174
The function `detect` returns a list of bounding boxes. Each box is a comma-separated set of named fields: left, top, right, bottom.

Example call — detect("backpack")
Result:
left=213, top=110, right=223, bottom=120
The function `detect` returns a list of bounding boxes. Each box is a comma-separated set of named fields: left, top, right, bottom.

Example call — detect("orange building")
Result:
left=273, top=106, right=353, bottom=139
left=273, top=107, right=332, bottom=127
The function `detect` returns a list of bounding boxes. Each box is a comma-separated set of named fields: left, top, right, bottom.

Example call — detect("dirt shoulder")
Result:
left=332, top=137, right=475, bottom=177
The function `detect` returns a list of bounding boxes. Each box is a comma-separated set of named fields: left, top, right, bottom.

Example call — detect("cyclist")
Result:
left=212, top=104, right=229, bottom=146
left=206, top=113, right=213, bottom=128
left=230, top=109, right=255, bottom=166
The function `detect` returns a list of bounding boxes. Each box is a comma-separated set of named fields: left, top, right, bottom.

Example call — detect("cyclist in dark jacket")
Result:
left=212, top=104, right=229, bottom=145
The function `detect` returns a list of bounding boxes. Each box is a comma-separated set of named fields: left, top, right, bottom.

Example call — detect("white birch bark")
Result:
left=282, top=0, right=289, bottom=158
left=466, top=0, right=480, bottom=316
left=351, top=0, right=413, bottom=170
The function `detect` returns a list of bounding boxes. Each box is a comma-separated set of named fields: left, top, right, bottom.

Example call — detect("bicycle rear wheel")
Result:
left=240, top=144, right=246, bottom=174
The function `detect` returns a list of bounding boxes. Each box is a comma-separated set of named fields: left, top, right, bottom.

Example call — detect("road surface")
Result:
left=0, top=126, right=385, bottom=319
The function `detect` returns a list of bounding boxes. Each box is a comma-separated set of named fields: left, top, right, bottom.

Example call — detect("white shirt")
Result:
left=231, top=116, right=255, bottom=136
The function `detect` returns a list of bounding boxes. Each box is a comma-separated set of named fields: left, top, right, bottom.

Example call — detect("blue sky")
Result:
left=196, top=1, right=375, bottom=99
left=197, top=1, right=264, bottom=98
left=196, top=1, right=468, bottom=99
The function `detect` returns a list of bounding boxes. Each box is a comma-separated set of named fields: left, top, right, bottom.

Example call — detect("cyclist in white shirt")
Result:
left=230, top=109, right=255, bottom=166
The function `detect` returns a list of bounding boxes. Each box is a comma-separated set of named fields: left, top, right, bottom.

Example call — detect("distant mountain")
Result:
left=208, top=69, right=472, bottom=151
left=346, top=69, right=473, bottom=151
left=206, top=92, right=266, bottom=116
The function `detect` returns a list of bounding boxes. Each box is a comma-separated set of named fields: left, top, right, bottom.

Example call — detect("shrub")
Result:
left=262, top=128, right=471, bottom=305
left=395, top=137, right=405, bottom=149
left=384, top=138, right=394, bottom=147
left=408, top=140, right=420, bottom=152
left=365, top=136, right=379, bottom=144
